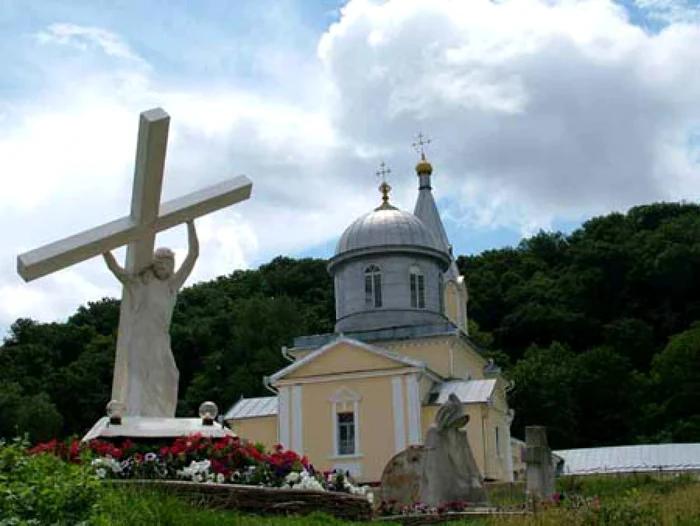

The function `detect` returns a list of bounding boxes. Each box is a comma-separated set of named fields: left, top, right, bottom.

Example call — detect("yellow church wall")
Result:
left=285, top=342, right=405, bottom=379
left=298, top=374, right=398, bottom=483
left=450, top=338, right=487, bottom=380
left=227, top=416, right=277, bottom=447
left=384, top=338, right=452, bottom=377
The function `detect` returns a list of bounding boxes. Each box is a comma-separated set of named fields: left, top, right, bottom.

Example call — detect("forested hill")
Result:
left=2, top=202, right=699, bottom=449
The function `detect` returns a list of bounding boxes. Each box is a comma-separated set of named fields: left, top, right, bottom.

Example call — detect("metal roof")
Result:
left=223, top=396, right=278, bottom=420
left=291, top=322, right=461, bottom=350
left=429, top=379, right=497, bottom=404
left=554, top=444, right=700, bottom=475
left=335, top=208, right=444, bottom=255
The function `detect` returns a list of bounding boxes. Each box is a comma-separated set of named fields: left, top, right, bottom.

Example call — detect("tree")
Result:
left=507, top=343, right=579, bottom=449
left=650, top=322, right=700, bottom=441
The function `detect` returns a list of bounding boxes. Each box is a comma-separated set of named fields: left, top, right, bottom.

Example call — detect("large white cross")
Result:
left=17, top=107, right=252, bottom=281
left=17, top=108, right=252, bottom=417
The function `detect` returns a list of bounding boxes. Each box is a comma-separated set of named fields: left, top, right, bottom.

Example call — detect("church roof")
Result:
left=223, top=396, right=278, bottom=420
left=554, top=443, right=700, bottom=475
left=334, top=208, right=446, bottom=257
left=429, top=379, right=497, bottom=404
left=414, top=182, right=451, bottom=254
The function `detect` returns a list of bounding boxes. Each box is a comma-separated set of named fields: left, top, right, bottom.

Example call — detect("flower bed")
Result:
left=29, top=434, right=373, bottom=520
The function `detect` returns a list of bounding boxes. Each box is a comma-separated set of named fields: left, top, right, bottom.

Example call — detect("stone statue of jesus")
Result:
left=102, top=220, right=199, bottom=417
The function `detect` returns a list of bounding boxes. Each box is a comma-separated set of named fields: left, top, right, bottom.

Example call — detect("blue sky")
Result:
left=0, top=0, right=699, bottom=331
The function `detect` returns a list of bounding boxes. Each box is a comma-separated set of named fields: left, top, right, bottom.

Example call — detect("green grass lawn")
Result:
left=92, top=475, right=700, bottom=526
left=92, top=486, right=370, bottom=526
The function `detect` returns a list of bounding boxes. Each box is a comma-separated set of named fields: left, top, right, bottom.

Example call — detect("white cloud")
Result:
left=35, top=24, right=147, bottom=66
left=318, top=0, right=700, bottom=226
left=2, top=0, right=700, bottom=333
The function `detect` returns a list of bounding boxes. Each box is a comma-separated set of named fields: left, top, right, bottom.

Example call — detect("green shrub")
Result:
left=0, top=438, right=103, bottom=525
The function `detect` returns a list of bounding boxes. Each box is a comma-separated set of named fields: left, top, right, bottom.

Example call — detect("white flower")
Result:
left=216, top=473, right=225, bottom=484
left=145, top=452, right=157, bottom=462
left=193, top=473, right=203, bottom=483
left=96, top=468, right=107, bottom=479
left=285, top=471, right=300, bottom=484
left=366, top=492, right=375, bottom=505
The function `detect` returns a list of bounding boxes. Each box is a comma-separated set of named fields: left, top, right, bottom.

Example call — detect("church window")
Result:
left=364, top=265, right=382, bottom=308
left=337, top=412, right=355, bottom=455
left=438, top=273, right=444, bottom=314
left=409, top=266, right=425, bottom=309
left=495, top=426, right=501, bottom=457
left=330, top=387, right=361, bottom=457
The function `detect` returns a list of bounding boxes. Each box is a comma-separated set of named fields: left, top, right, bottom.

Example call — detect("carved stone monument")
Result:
left=419, top=393, right=489, bottom=507
left=380, top=393, right=488, bottom=508
left=379, top=446, right=425, bottom=507
left=524, top=426, right=555, bottom=500
left=17, top=108, right=253, bottom=421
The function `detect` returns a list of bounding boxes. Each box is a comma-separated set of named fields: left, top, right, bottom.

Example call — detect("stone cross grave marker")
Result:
left=524, top=426, right=556, bottom=500
left=17, top=108, right=253, bottom=418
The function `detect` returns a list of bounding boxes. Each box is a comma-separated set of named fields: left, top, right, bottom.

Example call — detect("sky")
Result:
left=0, top=0, right=699, bottom=335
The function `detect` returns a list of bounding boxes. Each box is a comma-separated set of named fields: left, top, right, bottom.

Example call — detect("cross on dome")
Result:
left=374, top=161, right=397, bottom=211
left=376, top=161, right=392, bottom=183
left=412, top=132, right=434, bottom=175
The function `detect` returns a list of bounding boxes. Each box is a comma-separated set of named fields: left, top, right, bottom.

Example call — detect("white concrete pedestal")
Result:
left=82, top=417, right=236, bottom=442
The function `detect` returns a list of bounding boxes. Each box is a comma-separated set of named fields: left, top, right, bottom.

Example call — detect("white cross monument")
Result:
left=17, top=108, right=252, bottom=422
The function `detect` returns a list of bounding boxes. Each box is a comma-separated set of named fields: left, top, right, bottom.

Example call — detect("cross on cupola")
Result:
left=375, top=161, right=397, bottom=211
left=412, top=132, right=434, bottom=183
left=412, top=132, right=432, bottom=160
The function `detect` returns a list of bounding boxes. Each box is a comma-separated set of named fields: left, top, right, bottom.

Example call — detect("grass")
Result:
left=91, top=485, right=372, bottom=526
left=90, top=475, right=700, bottom=526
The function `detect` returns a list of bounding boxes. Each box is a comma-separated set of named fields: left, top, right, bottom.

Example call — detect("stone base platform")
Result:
left=82, top=417, right=235, bottom=441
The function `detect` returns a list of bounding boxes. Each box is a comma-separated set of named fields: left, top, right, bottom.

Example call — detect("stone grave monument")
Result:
left=17, top=108, right=252, bottom=440
left=524, top=426, right=556, bottom=500
left=380, top=393, right=489, bottom=508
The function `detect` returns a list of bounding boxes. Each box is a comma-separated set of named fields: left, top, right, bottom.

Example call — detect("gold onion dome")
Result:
left=416, top=153, right=433, bottom=175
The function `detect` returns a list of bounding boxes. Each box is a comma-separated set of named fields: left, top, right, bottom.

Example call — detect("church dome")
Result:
left=334, top=208, right=445, bottom=257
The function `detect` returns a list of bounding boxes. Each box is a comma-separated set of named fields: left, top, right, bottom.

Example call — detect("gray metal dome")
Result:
left=335, top=208, right=443, bottom=256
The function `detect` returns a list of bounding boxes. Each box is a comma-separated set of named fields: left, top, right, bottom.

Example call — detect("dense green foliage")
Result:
left=1, top=202, right=699, bottom=448
left=0, top=438, right=103, bottom=524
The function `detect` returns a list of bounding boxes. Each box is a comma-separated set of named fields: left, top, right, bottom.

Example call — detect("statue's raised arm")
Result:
left=171, top=220, right=199, bottom=290
left=103, top=251, right=131, bottom=285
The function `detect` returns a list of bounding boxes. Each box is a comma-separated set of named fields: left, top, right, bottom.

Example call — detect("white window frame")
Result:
left=329, top=387, right=363, bottom=459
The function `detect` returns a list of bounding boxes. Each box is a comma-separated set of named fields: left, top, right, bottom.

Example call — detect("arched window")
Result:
left=438, top=273, right=444, bottom=314
left=364, top=265, right=382, bottom=308
left=409, top=265, right=425, bottom=309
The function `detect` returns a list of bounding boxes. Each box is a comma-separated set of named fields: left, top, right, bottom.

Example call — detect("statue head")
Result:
left=152, top=247, right=175, bottom=280
left=435, top=393, right=470, bottom=432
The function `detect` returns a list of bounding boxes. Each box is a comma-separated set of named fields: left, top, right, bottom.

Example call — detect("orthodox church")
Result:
left=224, top=151, right=516, bottom=484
